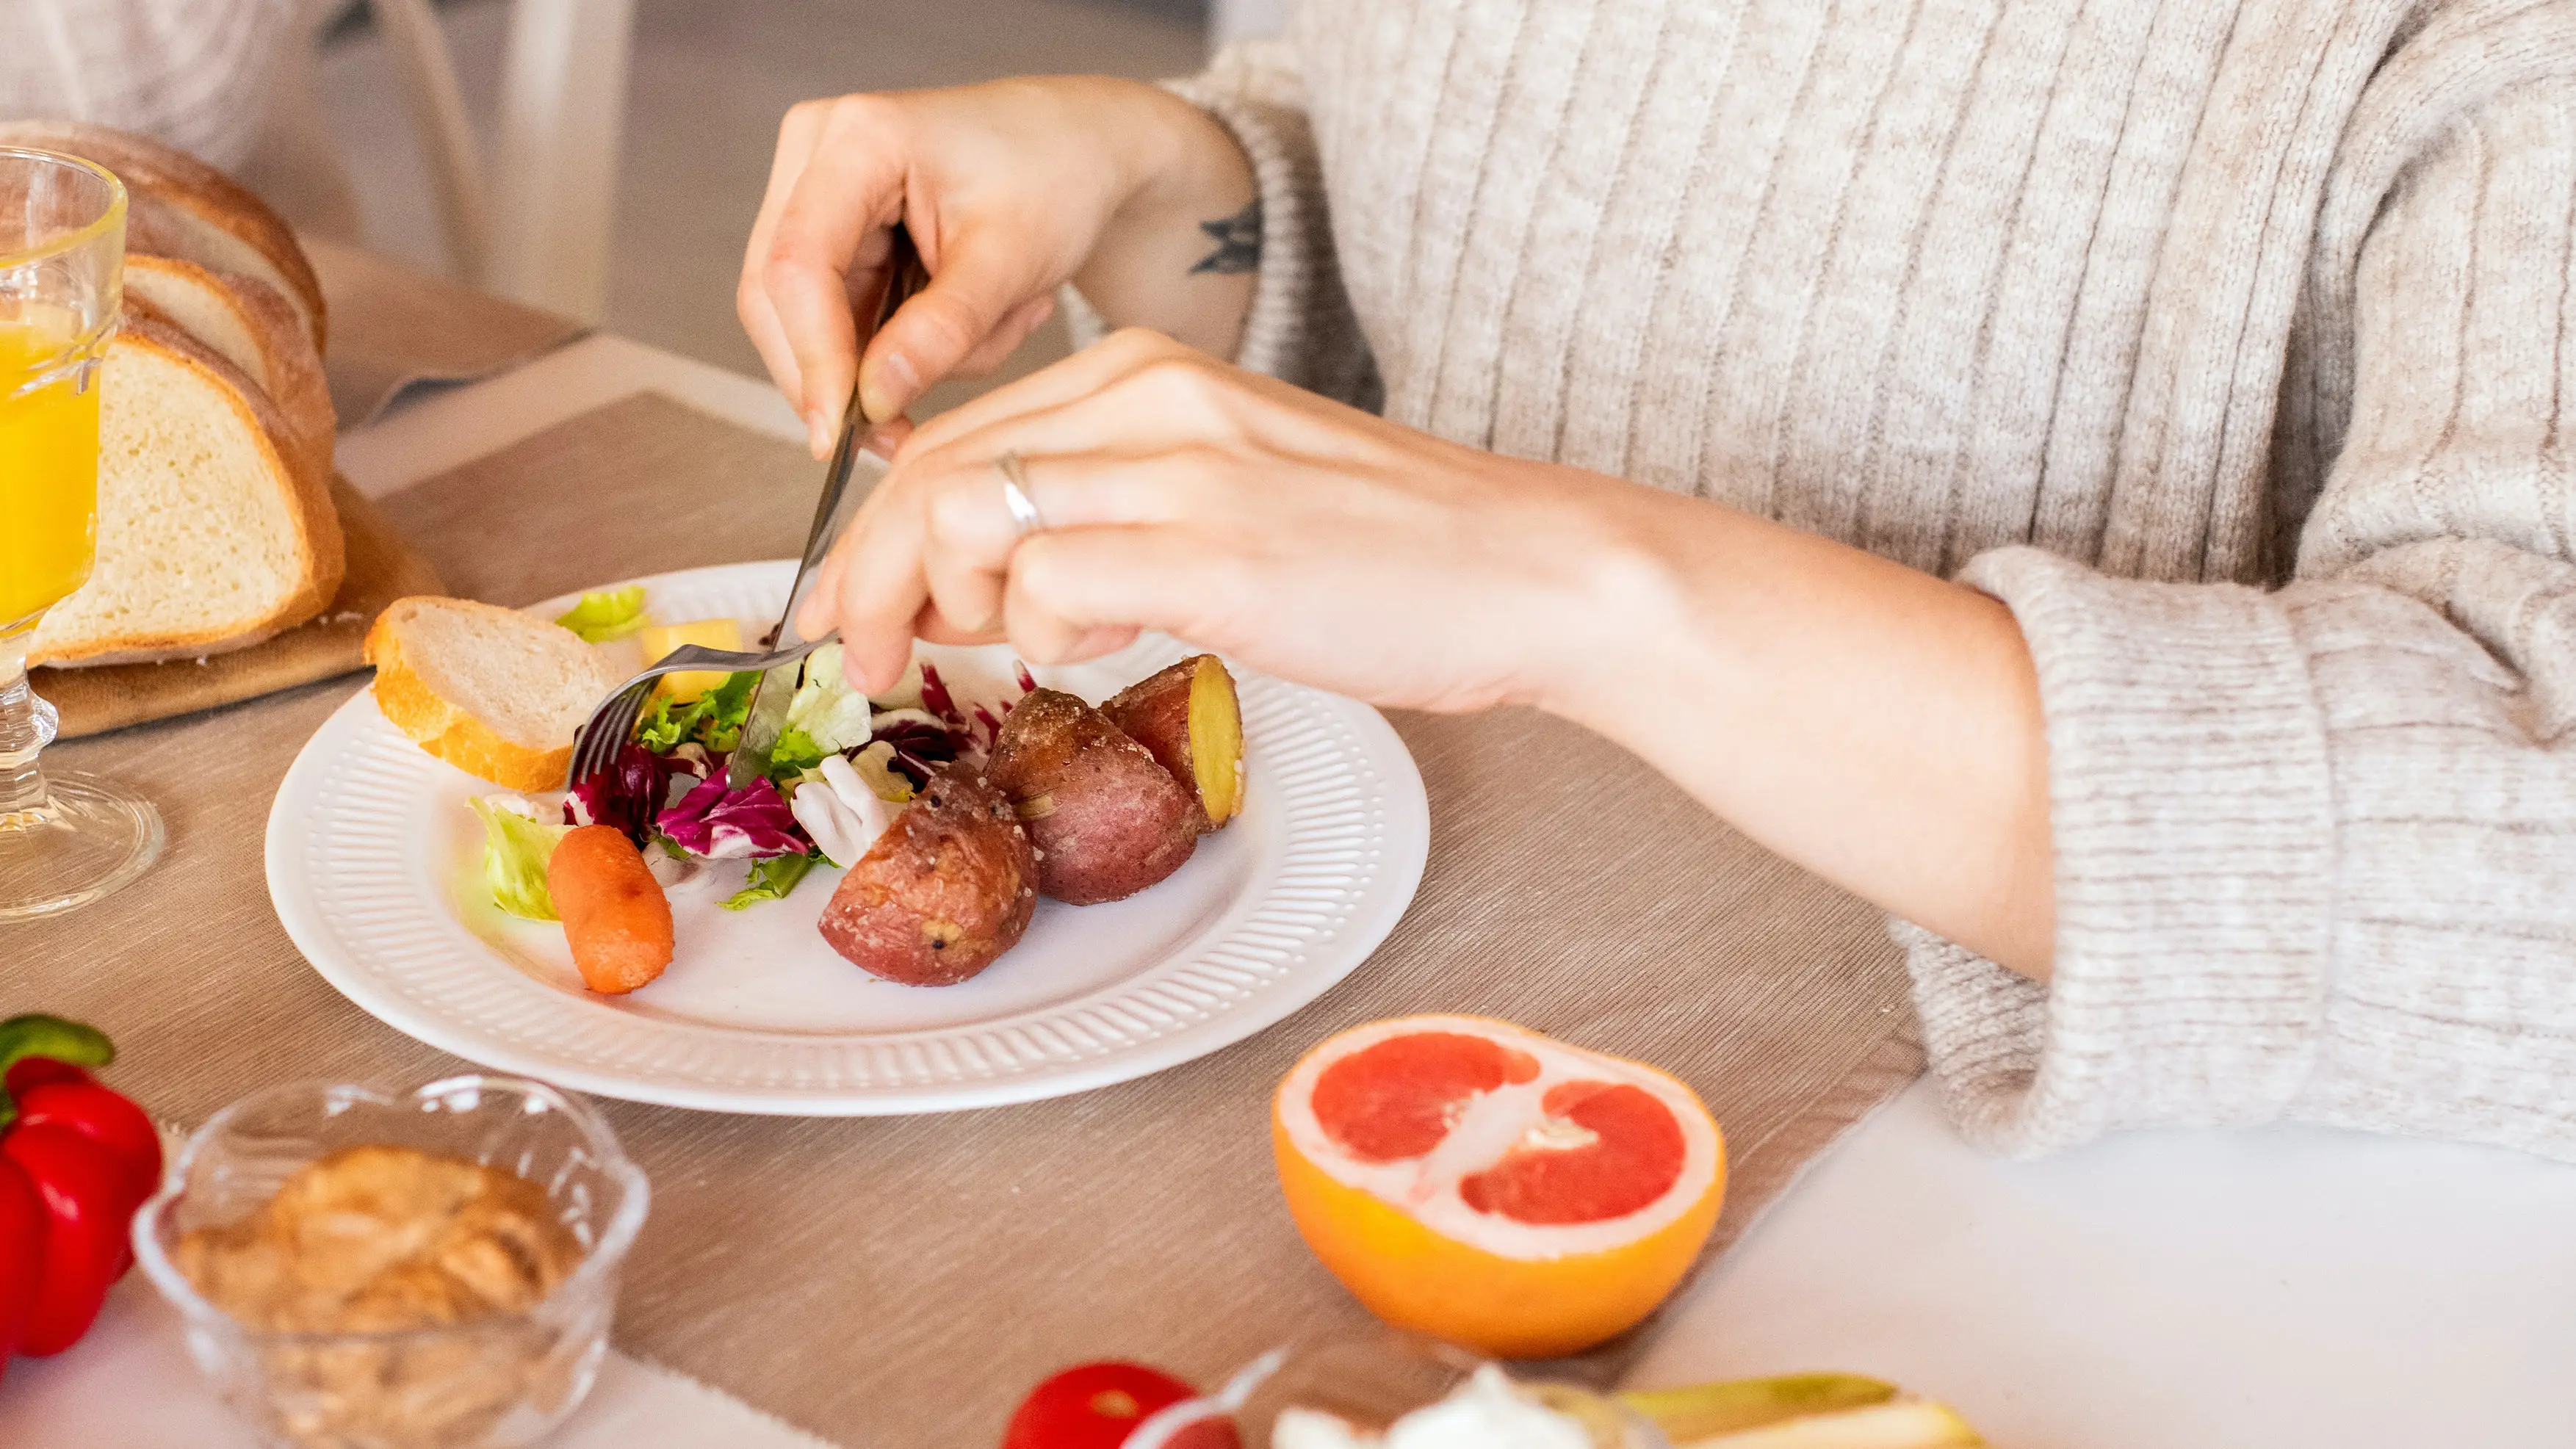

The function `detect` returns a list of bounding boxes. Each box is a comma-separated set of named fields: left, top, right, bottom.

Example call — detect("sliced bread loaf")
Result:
left=364, top=596, right=622, bottom=790
left=123, top=256, right=334, bottom=482
left=0, top=120, right=328, bottom=353
left=27, top=317, right=344, bottom=667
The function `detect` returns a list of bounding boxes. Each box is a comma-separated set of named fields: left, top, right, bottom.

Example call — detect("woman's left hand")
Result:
left=798, top=328, right=1664, bottom=713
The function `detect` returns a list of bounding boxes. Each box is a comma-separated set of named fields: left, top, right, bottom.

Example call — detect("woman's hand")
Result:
left=796, top=330, right=1662, bottom=712
left=801, top=329, right=2057, bottom=976
left=740, top=78, right=1258, bottom=458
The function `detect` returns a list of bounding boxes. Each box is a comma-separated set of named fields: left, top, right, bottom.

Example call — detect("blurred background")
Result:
left=301, top=0, right=1286, bottom=388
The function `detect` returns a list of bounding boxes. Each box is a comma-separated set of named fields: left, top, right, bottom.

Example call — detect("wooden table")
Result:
left=342, top=335, right=2576, bottom=1449
left=12, top=330, right=2575, bottom=1448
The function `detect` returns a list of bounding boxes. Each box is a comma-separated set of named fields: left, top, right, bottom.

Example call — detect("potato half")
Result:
left=987, top=687, right=1199, bottom=905
left=817, top=765, right=1039, bottom=986
left=1100, top=654, right=1245, bottom=832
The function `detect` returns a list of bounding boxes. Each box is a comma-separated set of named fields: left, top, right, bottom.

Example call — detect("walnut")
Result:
left=174, top=1145, right=590, bottom=1448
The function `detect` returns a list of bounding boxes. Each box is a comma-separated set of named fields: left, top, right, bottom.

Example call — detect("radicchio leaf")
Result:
left=917, top=659, right=964, bottom=731
left=655, top=776, right=812, bottom=860
left=868, top=716, right=958, bottom=789
left=568, top=743, right=687, bottom=848
left=908, top=659, right=1036, bottom=765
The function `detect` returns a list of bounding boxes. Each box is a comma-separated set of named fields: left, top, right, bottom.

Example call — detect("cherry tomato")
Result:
left=1003, top=1361, right=1238, bottom=1449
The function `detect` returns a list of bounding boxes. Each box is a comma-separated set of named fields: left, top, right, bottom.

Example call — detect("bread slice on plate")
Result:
left=0, top=120, right=328, bottom=353
left=29, top=317, right=344, bottom=668
left=365, top=596, right=622, bottom=791
left=123, top=256, right=334, bottom=480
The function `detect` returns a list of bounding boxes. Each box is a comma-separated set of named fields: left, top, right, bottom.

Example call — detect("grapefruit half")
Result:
left=1272, top=1015, right=1725, bottom=1359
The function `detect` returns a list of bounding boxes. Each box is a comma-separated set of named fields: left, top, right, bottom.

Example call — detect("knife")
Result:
left=728, top=223, right=927, bottom=789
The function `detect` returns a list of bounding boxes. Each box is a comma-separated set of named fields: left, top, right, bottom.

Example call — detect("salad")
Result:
left=471, top=586, right=1033, bottom=922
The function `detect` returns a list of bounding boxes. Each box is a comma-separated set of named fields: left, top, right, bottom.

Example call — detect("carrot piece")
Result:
left=546, top=825, right=674, bottom=994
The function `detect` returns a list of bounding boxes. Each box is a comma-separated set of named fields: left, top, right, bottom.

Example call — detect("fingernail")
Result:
left=865, top=351, right=920, bottom=423
left=806, top=409, right=832, bottom=458
left=861, top=427, right=898, bottom=461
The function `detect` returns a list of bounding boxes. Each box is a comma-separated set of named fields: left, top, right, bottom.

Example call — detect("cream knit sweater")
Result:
left=1157, top=0, right=2576, bottom=1160
left=0, top=0, right=299, bottom=170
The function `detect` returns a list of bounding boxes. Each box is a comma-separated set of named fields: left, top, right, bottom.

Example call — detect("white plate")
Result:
left=266, top=560, right=1428, bottom=1115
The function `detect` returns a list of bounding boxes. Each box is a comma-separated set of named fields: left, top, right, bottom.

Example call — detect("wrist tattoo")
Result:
left=1190, top=199, right=1263, bottom=275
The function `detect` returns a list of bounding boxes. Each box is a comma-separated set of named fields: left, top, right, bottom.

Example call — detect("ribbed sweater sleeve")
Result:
left=0, top=0, right=299, bottom=170
left=1913, top=77, right=2576, bottom=1160
left=1063, top=40, right=1379, bottom=408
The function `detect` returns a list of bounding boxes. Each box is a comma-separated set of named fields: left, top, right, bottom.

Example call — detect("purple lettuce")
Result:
left=654, top=775, right=810, bottom=859
left=917, top=660, right=964, bottom=732
left=566, top=743, right=688, bottom=847
left=869, top=716, right=958, bottom=789
left=912, top=658, right=1033, bottom=765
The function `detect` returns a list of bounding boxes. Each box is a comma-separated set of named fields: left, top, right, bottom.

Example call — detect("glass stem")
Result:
left=0, top=627, right=57, bottom=823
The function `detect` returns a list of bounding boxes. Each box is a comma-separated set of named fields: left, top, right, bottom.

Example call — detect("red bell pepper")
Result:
left=0, top=1014, right=162, bottom=1365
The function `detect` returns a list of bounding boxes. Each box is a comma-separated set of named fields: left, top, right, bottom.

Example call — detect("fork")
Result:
left=562, top=635, right=838, bottom=790
left=726, top=222, right=928, bottom=790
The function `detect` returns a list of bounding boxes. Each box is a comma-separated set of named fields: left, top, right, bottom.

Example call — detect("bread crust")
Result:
left=134, top=316, right=342, bottom=633
left=29, top=323, right=344, bottom=668
left=0, top=120, right=328, bottom=353
left=364, top=601, right=577, bottom=792
left=123, top=256, right=335, bottom=483
left=218, top=270, right=336, bottom=469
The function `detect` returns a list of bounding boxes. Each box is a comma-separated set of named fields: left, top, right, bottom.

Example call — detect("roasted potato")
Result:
left=986, top=687, right=1199, bottom=905
left=817, top=765, right=1039, bottom=986
left=1100, top=654, right=1245, bottom=831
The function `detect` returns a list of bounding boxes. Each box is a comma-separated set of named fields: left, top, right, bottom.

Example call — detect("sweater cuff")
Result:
left=1161, top=78, right=1322, bottom=387
left=1908, top=547, right=2339, bottom=1155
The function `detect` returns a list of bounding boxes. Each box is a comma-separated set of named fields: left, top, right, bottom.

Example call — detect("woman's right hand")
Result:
left=739, top=76, right=1258, bottom=458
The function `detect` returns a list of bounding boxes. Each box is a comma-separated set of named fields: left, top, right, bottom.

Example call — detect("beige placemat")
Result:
left=303, top=236, right=588, bottom=425
left=37, top=478, right=446, bottom=740
left=14, top=391, right=1923, bottom=1447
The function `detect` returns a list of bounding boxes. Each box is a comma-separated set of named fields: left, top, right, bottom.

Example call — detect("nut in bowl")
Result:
left=130, top=1075, right=649, bottom=1449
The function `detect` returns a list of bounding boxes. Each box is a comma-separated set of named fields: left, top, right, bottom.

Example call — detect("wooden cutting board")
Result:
left=37, top=476, right=444, bottom=740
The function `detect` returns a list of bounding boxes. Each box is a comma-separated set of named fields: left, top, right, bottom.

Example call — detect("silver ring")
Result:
left=995, top=450, right=1045, bottom=538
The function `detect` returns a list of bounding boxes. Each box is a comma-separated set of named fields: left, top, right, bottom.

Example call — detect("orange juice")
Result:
left=0, top=317, right=103, bottom=630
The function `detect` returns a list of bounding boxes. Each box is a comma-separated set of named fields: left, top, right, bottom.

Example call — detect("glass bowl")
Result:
left=131, top=1074, right=650, bottom=1449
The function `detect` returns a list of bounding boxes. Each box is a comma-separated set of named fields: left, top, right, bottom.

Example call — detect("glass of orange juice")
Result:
left=0, top=147, right=162, bottom=919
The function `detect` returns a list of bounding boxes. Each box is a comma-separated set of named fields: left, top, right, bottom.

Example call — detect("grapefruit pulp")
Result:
left=1272, top=1015, right=1725, bottom=1359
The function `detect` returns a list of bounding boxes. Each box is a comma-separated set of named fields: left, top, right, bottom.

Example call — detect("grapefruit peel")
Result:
left=1273, top=1015, right=1725, bottom=1359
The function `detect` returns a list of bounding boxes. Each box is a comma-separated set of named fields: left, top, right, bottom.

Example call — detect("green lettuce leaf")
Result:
left=721, top=851, right=818, bottom=911
left=782, top=643, right=875, bottom=755
left=768, top=726, right=828, bottom=781
left=695, top=671, right=759, bottom=753
left=469, top=798, right=572, bottom=921
left=632, top=671, right=761, bottom=754
left=554, top=586, right=651, bottom=643
left=633, top=692, right=679, bottom=751
left=804, top=639, right=847, bottom=693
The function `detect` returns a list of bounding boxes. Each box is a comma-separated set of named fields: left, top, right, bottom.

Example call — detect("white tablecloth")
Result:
left=0, top=1275, right=834, bottom=1449
left=1632, top=1081, right=2576, bottom=1447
